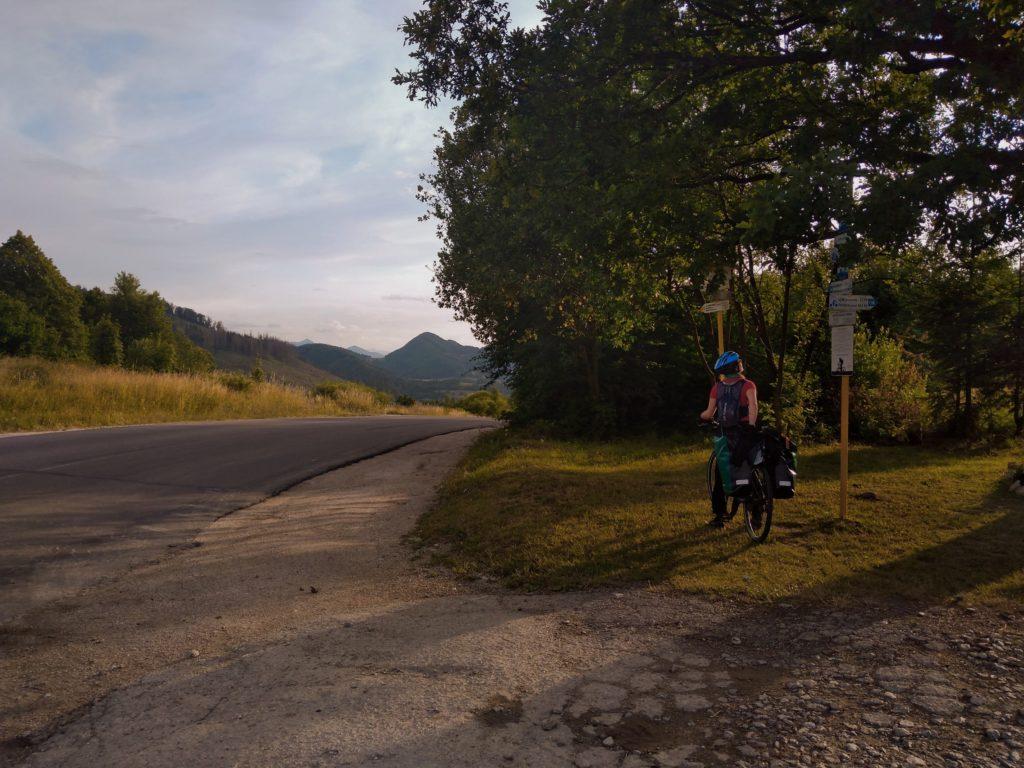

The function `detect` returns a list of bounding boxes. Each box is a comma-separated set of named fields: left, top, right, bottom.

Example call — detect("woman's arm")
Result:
left=746, top=385, right=758, bottom=425
left=700, top=395, right=717, bottom=422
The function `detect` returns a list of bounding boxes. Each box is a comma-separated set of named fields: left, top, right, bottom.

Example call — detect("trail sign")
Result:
left=700, top=299, right=730, bottom=314
left=828, top=278, right=853, bottom=294
left=831, top=324, right=854, bottom=375
left=827, top=294, right=876, bottom=310
left=835, top=266, right=849, bottom=280
left=829, top=308, right=857, bottom=327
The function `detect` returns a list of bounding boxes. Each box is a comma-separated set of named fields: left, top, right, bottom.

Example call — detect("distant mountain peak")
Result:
left=347, top=345, right=384, bottom=359
left=293, top=338, right=316, bottom=346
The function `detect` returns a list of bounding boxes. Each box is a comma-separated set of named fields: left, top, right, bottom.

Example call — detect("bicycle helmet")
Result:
left=714, top=350, right=741, bottom=376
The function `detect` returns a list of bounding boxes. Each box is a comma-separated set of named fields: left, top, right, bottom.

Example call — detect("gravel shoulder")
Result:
left=3, top=430, right=1022, bottom=768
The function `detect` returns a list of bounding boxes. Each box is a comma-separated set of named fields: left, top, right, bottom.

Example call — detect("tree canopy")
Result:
left=396, top=0, right=1023, bottom=436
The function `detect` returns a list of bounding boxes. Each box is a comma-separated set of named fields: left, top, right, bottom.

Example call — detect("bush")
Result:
left=124, top=335, right=177, bottom=372
left=852, top=328, right=927, bottom=443
left=220, top=372, right=254, bottom=392
left=456, top=389, right=510, bottom=418
left=396, top=394, right=416, bottom=407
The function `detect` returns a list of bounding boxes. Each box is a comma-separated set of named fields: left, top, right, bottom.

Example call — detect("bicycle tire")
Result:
left=743, top=465, right=773, bottom=543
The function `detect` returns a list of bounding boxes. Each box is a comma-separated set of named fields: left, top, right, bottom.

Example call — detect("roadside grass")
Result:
left=0, top=356, right=462, bottom=432
left=417, top=429, right=1024, bottom=604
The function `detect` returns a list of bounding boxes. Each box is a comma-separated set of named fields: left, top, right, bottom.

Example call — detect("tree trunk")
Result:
left=772, top=245, right=796, bottom=431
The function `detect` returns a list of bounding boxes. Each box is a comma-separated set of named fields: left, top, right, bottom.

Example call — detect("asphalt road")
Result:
left=0, top=416, right=496, bottom=623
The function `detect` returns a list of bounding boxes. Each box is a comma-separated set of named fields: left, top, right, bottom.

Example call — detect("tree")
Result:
left=108, top=271, right=170, bottom=345
left=89, top=316, right=124, bottom=366
left=0, top=231, right=87, bottom=359
left=0, top=293, right=48, bottom=356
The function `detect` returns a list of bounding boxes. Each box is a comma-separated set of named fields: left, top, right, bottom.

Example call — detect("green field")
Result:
left=417, top=430, right=1024, bottom=604
left=0, top=356, right=462, bottom=432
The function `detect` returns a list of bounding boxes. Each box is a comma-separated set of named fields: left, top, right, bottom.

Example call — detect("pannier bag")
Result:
left=773, top=460, right=796, bottom=499
left=731, top=460, right=753, bottom=497
left=712, top=435, right=736, bottom=495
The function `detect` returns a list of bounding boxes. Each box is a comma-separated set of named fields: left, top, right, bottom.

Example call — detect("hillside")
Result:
left=295, top=343, right=399, bottom=392
left=377, top=332, right=483, bottom=380
left=170, top=310, right=344, bottom=389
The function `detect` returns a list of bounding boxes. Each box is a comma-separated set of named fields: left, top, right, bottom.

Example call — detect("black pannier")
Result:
left=763, top=428, right=798, bottom=499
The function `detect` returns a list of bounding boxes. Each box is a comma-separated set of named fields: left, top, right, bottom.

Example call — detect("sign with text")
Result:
left=700, top=299, right=730, bottom=314
left=831, top=324, right=854, bottom=375
left=829, top=308, right=857, bottom=327
left=828, top=278, right=853, bottom=294
left=827, top=294, right=876, bottom=310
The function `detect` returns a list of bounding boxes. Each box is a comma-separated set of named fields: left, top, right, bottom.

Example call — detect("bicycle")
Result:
left=700, top=420, right=774, bottom=543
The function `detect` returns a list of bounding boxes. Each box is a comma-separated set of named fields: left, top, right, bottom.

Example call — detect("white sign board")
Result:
left=831, top=324, right=854, bottom=375
left=828, top=294, right=876, bottom=310
left=829, top=308, right=857, bottom=327
left=828, top=278, right=853, bottom=294
left=700, top=299, right=730, bottom=314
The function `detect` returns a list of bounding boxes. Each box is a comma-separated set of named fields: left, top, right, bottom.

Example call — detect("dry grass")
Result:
left=417, top=429, right=1024, bottom=605
left=0, top=356, right=462, bottom=432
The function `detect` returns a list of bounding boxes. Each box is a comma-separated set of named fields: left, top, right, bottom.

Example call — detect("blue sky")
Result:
left=0, top=1, right=542, bottom=352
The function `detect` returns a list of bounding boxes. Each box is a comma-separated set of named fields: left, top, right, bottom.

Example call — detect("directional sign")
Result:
left=829, top=308, right=857, bottom=327
left=835, top=266, right=849, bottom=280
left=700, top=299, right=730, bottom=314
left=827, top=294, right=876, bottom=310
left=828, top=278, right=853, bottom=294
left=831, top=324, right=854, bottom=376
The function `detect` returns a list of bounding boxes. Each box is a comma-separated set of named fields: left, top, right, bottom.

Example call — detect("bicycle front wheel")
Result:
left=743, top=466, right=773, bottom=543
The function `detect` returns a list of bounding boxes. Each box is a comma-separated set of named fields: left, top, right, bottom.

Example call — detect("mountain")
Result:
left=170, top=312, right=345, bottom=389
left=295, top=343, right=399, bottom=392
left=293, top=338, right=316, bottom=347
left=377, top=332, right=483, bottom=380
left=347, top=345, right=384, bottom=358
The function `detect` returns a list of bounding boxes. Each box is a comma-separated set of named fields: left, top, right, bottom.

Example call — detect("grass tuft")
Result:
left=417, top=430, right=1024, bottom=604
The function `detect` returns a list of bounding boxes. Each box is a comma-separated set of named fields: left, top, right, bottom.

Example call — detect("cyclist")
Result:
left=700, top=351, right=759, bottom=528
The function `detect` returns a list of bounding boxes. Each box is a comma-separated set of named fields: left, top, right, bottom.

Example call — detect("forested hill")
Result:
left=171, top=305, right=495, bottom=399
left=377, top=332, right=482, bottom=380
left=168, top=307, right=344, bottom=389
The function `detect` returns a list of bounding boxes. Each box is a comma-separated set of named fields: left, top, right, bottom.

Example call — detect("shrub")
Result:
left=220, top=372, right=254, bottom=392
left=456, top=389, right=510, bottom=418
left=124, top=335, right=177, bottom=372
left=396, top=394, right=416, bottom=407
left=852, top=328, right=927, bottom=443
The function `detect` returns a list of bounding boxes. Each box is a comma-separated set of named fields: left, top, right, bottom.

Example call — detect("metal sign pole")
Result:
left=840, top=375, right=849, bottom=521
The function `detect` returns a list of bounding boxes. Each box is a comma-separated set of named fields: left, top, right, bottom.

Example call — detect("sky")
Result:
left=0, top=1, right=543, bottom=353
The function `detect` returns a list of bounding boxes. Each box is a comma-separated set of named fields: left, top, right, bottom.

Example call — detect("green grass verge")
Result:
left=0, top=356, right=464, bottom=431
left=417, top=429, right=1024, bottom=604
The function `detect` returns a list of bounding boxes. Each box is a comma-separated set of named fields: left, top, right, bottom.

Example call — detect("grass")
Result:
left=417, top=429, right=1024, bottom=604
left=0, top=356, right=463, bottom=432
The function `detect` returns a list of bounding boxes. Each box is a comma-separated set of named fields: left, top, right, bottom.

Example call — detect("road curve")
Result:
left=0, top=416, right=496, bottom=623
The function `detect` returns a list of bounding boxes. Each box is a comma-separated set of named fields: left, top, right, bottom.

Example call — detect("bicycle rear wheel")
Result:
left=743, top=466, right=773, bottom=543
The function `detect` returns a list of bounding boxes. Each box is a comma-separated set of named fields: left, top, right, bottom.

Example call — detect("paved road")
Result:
left=0, top=416, right=495, bottom=623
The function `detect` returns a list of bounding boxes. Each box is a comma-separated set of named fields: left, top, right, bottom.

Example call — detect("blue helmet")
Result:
left=714, top=351, right=741, bottom=374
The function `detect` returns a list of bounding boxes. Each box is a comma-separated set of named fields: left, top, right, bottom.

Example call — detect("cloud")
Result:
left=381, top=294, right=432, bottom=303
left=0, top=1, right=544, bottom=349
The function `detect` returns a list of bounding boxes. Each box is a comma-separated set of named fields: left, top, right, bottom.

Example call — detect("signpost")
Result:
left=828, top=243, right=875, bottom=522
left=701, top=301, right=729, bottom=357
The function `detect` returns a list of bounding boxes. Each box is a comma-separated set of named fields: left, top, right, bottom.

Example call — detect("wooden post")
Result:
left=840, top=374, right=849, bottom=521
left=716, top=311, right=725, bottom=356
